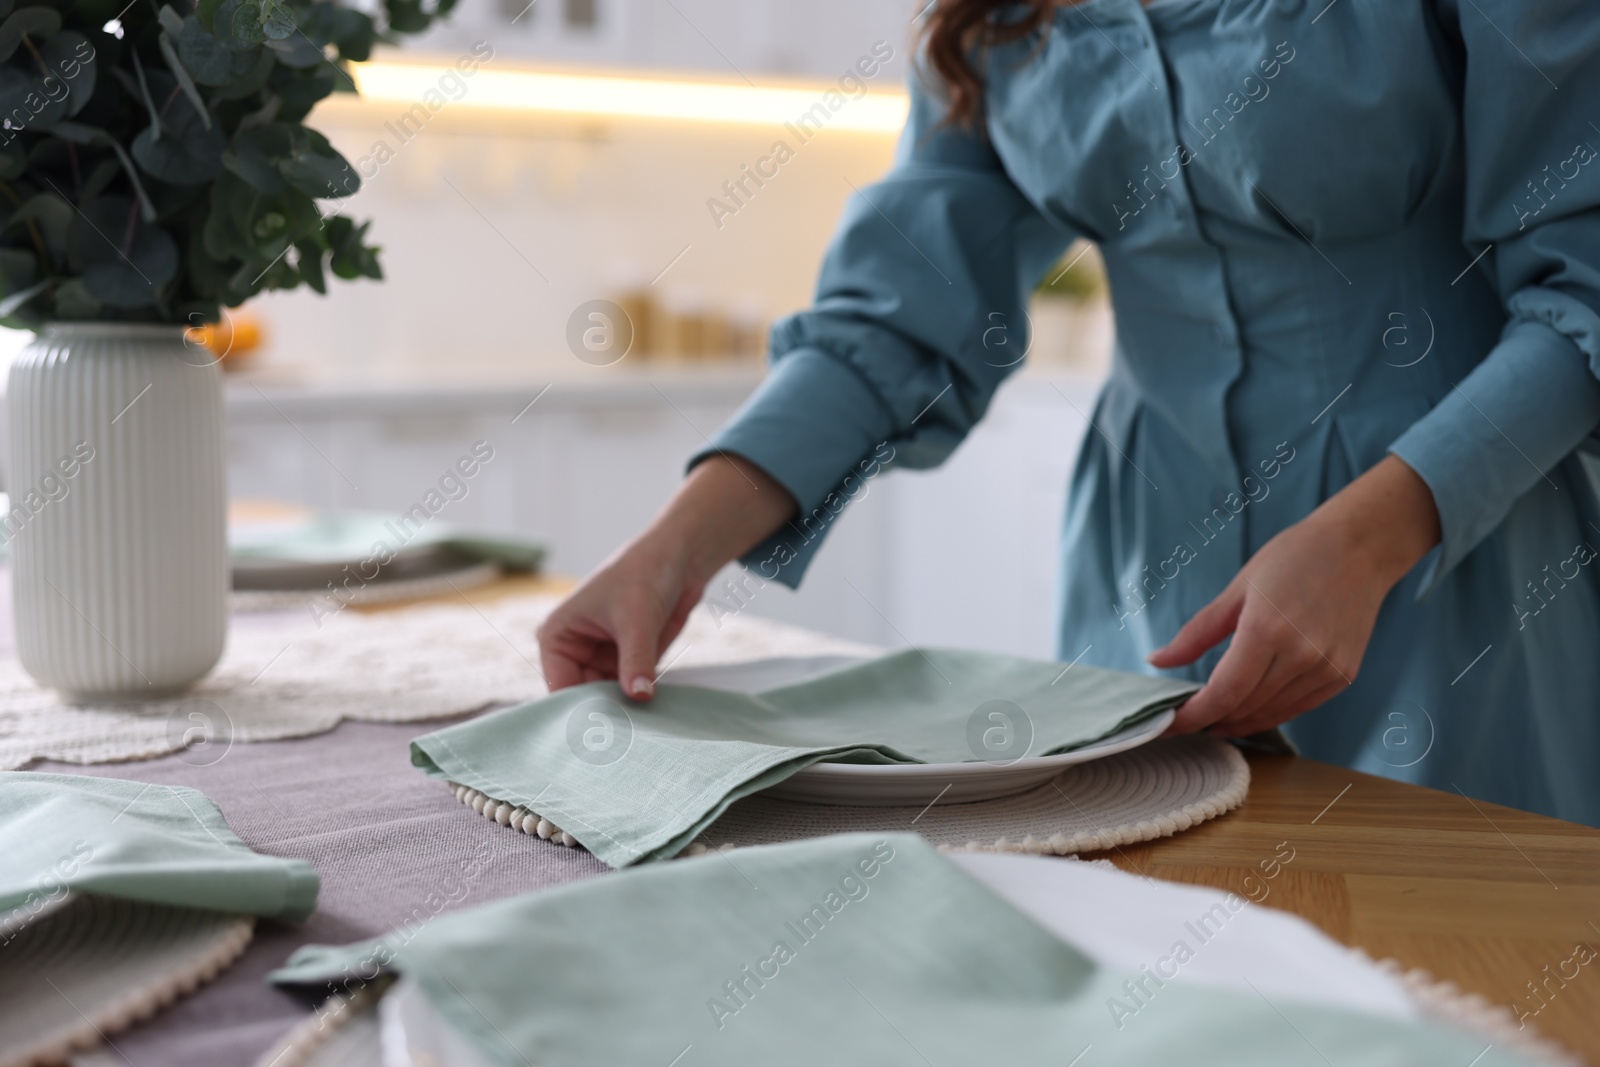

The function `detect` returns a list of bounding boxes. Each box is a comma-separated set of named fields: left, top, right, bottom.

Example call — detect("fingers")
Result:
left=1212, top=678, right=1347, bottom=738
left=541, top=649, right=587, bottom=693
left=537, top=615, right=598, bottom=693
left=1165, top=622, right=1276, bottom=734
left=538, top=614, right=658, bottom=700
left=1148, top=585, right=1245, bottom=669
left=1216, top=668, right=1312, bottom=733
left=613, top=611, right=662, bottom=702
left=1219, top=630, right=1334, bottom=726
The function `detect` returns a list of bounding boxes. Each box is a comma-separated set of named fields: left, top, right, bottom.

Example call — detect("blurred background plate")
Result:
left=229, top=502, right=542, bottom=596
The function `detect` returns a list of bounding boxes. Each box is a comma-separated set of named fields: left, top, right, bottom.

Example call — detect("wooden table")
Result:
left=1094, top=753, right=1600, bottom=1061
left=366, top=574, right=1600, bottom=1061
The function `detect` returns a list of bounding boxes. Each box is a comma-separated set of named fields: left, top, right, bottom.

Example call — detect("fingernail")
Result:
left=627, top=675, right=653, bottom=698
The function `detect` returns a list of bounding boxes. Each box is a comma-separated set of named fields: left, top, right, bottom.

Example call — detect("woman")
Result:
left=540, top=0, right=1600, bottom=826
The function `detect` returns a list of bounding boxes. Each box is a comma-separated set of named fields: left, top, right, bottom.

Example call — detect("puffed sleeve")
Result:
left=689, top=67, right=1075, bottom=587
left=1388, top=0, right=1600, bottom=590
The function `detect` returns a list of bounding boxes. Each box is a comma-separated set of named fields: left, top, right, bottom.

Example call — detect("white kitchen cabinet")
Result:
left=411, top=0, right=917, bottom=81
left=223, top=369, right=1103, bottom=653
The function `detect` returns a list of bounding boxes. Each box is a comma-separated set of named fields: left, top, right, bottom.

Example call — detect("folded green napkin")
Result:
left=272, top=834, right=1533, bottom=1067
left=411, top=648, right=1198, bottom=867
left=230, top=510, right=545, bottom=572
left=0, top=772, right=318, bottom=924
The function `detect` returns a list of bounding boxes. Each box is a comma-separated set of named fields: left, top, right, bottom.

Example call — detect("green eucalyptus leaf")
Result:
left=197, top=0, right=224, bottom=30
left=147, top=178, right=204, bottom=218
left=44, top=116, right=92, bottom=142
left=264, top=33, right=325, bottom=68
left=321, top=212, right=350, bottom=245
left=294, top=235, right=324, bottom=293
left=330, top=9, right=374, bottom=61
left=278, top=151, right=348, bottom=196
left=222, top=121, right=290, bottom=192
left=228, top=0, right=267, bottom=49
left=0, top=7, right=62, bottom=63
left=211, top=45, right=273, bottom=99
left=295, top=2, right=336, bottom=45
left=268, top=61, right=336, bottom=120
left=9, top=191, right=73, bottom=263
left=51, top=277, right=100, bottom=318
left=187, top=225, right=230, bottom=296
left=0, top=246, right=37, bottom=287
left=235, top=92, right=280, bottom=130
left=126, top=50, right=162, bottom=133
left=203, top=173, right=255, bottom=260
left=50, top=121, right=159, bottom=222
left=328, top=217, right=378, bottom=279
left=204, top=168, right=318, bottom=265
left=158, top=31, right=212, bottom=129
left=260, top=0, right=296, bottom=40
left=132, top=89, right=225, bottom=183
left=384, top=0, right=430, bottom=35
left=79, top=157, right=120, bottom=201
left=68, top=195, right=179, bottom=306
left=0, top=66, right=31, bottom=120
left=280, top=137, right=357, bottom=199
left=41, top=31, right=96, bottom=118
left=157, top=5, right=183, bottom=34
left=79, top=259, right=156, bottom=302
left=174, top=17, right=234, bottom=86
left=0, top=138, right=24, bottom=179
left=0, top=276, right=47, bottom=317
left=258, top=253, right=297, bottom=289
left=0, top=56, right=68, bottom=129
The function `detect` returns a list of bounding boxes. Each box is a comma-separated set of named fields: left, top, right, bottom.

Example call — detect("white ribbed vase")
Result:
left=7, top=324, right=227, bottom=702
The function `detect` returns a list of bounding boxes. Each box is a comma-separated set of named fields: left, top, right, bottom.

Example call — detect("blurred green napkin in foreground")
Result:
left=0, top=773, right=318, bottom=924
left=271, top=833, right=1533, bottom=1067
left=410, top=649, right=1198, bottom=867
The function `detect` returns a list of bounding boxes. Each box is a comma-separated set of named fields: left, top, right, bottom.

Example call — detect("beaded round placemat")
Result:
left=0, top=893, right=253, bottom=1067
left=450, top=735, right=1252, bottom=859
left=693, top=734, right=1251, bottom=857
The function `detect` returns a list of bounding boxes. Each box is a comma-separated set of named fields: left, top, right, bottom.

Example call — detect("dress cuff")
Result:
left=688, top=347, right=896, bottom=588
left=1389, top=318, right=1600, bottom=594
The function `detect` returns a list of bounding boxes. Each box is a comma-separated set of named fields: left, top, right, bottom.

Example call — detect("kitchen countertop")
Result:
left=1096, top=750, right=1600, bottom=1061
left=220, top=365, right=1111, bottom=417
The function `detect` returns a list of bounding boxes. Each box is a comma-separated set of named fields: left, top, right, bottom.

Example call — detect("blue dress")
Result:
left=694, top=0, right=1600, bottom=826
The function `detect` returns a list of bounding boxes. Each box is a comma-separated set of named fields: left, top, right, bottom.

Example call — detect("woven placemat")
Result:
left=449, top=735, right=1252, bottom=859
left=0, top=893, right=253, bottom=1067
left=696, top=734, right=1250, bottom=857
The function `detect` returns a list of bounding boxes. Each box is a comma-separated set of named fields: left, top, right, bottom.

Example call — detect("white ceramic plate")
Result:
left=660, top=655, right=1177, bottom=807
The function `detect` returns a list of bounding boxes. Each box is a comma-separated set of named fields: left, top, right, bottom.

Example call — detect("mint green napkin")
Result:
left=0, top=772, right=318, bottom=923
left=272, top=833, right=1533, bottom=1067
left=230, top=510, right=545, bottom=572
left=411, top=648, right=1198, bottom=867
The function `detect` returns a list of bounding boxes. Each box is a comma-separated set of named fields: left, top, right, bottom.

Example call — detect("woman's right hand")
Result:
left=536, top=454, right=797, bottom=701
left=535, top=535, right=703, bottom=701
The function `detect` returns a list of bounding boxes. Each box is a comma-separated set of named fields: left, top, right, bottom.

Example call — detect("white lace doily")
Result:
left=0, top=597, right=878, bottom=769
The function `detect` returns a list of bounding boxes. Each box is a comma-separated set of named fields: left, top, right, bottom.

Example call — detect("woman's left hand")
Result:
left=1149, top=454, right=1442, bottom=738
